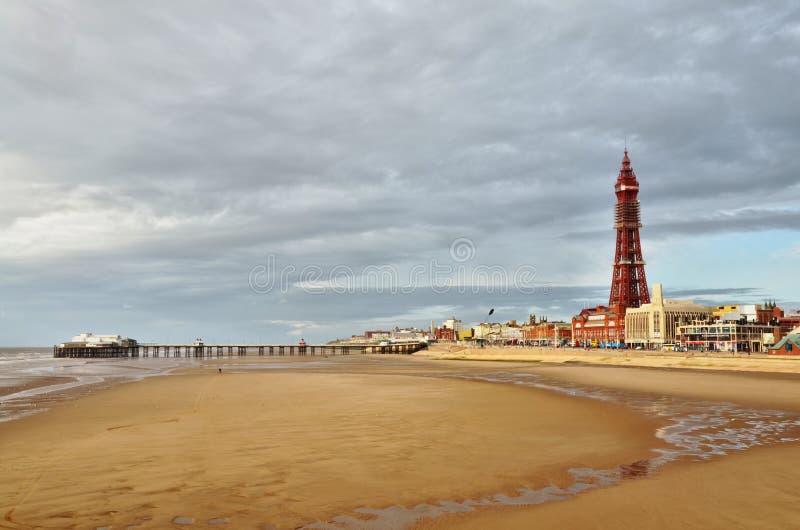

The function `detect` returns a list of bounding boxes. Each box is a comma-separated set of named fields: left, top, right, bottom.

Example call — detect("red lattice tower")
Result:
left=608, top=149, right=650, bottom=309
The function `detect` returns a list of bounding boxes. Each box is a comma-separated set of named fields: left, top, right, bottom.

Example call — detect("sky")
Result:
left=1, top=1, right=799, bottom=345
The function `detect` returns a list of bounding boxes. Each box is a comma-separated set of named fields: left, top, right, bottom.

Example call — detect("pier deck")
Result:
left=53, top=342, right=426, bottom=358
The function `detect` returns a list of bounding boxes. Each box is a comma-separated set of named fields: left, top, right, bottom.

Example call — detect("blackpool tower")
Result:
left=608, top=149, right=650, bottom=309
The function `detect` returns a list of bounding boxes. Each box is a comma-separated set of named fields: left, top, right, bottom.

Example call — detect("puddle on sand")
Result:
left=302, top=371, right=800, bottom=530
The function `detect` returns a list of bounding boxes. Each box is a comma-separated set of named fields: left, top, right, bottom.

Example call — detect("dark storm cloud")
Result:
left=564, top=208, right=800, bottom=241
left=1, top=0, right=799, bottom=343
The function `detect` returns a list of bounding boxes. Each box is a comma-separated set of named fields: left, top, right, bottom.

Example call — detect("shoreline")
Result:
left=0, top=375, right=74, bottom=397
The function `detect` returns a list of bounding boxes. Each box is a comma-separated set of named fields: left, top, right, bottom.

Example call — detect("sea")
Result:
left=0, top=346, right=197, bottom=423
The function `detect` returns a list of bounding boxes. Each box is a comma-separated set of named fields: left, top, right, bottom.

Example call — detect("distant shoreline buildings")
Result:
left=418, top=150, right=799, bottom=355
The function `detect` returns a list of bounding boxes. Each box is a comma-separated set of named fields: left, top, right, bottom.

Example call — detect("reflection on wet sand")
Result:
left=0, top=353, right=199, bottom=422
left=304, top=370, right=800, bottom=530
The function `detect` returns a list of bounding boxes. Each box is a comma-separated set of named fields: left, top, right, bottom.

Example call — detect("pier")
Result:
left=53, top=342, right=427, bottom=358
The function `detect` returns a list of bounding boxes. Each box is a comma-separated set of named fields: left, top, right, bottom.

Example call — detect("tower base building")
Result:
left=572, top=305, right=625, bottom=347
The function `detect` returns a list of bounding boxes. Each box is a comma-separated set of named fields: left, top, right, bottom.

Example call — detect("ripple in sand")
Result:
left=304, top=371, right=800, bottom=530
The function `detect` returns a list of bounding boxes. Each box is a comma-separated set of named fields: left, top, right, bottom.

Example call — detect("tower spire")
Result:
left=608, top=149, right=649, bottom=309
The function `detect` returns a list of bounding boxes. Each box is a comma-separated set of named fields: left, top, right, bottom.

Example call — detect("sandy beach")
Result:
left=415, top=356, right=800, bottom=530
left=420, top=444, right=800, bottom=530
left=1, top=354, right=799, bottom=529
left=424, top=344, right=800, bottom=374
left=0, top=357, right=658, bottom=529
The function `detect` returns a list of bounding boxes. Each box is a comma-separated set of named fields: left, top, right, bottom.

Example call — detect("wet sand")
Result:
left=0, top=375, right=73, bottom=396
left=0, top=353, right=196, bottom=423
left=0, top=358, right=658, bottom=529
left=421, top=444, right=800, bottom=530
left=2, top=355, right=799, bottom=529
left=0, top=376, right=79, bottom=423
left=413, top=358, right=800, bottom=530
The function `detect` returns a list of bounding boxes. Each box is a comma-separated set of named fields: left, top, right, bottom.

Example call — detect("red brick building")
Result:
left=770, top=334, right=800, bottom=355
left=433, top=327, right=455, bottom=341
left=571, top=305, right=626, bottom=346
left=756, top=301, right=784, bottom=325
left=778, top=313, right=800, bottom=335
left=522, top=317, right=572, bottom=345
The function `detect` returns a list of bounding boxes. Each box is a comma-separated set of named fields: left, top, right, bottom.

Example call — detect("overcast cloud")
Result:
left=1, top=1, right=798, bottom=345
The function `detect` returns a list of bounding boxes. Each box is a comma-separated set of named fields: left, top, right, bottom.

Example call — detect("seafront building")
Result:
left=757, top=301, right=784, bottom=325
left=771, top=327, right=800, bottom=355
left=572, top=306, right=625, bottom=347
left=675, top=322, right=779, bottom=353
left=624, top=284, right=713, bottom=349
left=443, top=317, right=463, bottom=332
left=472, top=322, right=502, bottom=340
left=431, top=317, right=464, bottom=342
left=521, top=315, right=572, bottom=346
left=714, top=305, right=758, bottom=323
left=433, top=326, right=455, bottom=341
left=778, top=311, right=800, bottom=334
left=462, top=321, right=524, bottom=344
left=388, top=327, right=428, bottom=342
left=61, top=333, right=137, bottom=348
left=499, top=324, right=523, bottom=342
left=364, top=330, right=392, bottom=340
left=341, top=327, right=429, bottom=344
left=457, top=328, right=474, bottom=341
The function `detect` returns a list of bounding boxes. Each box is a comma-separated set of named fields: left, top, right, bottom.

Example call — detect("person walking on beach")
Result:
left=218, top=367, right=222, bottom=374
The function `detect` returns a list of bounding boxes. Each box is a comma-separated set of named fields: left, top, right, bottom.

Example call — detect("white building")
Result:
left=65, top=333, right=136, bottom=347
left=624, top=284, right=713, bottom=348
left=473, top=323, right=501, bottom=339
left=443, top=317, right=463, bottom=332
left=499, top=326, right=522, bottom=340
left=390, top=328, right=428, bottom=342
left=720, top=304, right=759, bottom=323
